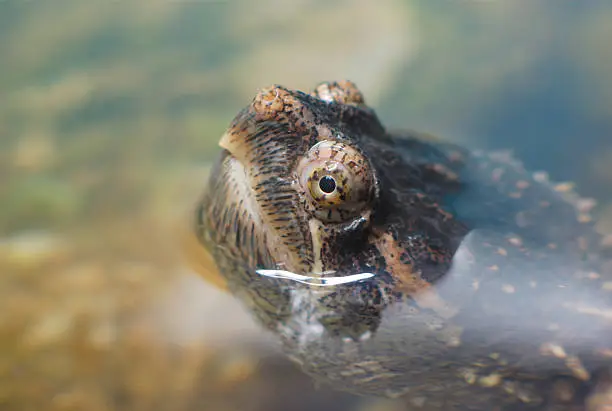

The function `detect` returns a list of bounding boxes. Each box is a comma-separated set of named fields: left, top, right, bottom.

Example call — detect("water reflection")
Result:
left=257, top=269, right=375, bottom=286
left=247, top=230, right=612, bottom=406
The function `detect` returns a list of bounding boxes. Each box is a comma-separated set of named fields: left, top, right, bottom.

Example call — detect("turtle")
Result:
left=188, top=80, right=612, bottom=410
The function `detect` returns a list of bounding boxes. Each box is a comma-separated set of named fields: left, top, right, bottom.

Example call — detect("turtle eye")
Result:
left=304, top=163, right=349, bottom=207
left=297, top=140, right=375, bottom=222
left=318, top=176, right=336, bottom=194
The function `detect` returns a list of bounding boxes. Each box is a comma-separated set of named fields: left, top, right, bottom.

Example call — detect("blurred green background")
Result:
left=1, top=1, right=612, bottom=410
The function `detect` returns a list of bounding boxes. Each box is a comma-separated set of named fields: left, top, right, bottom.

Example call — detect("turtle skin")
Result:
left=193, top=80, right=612, bottom=411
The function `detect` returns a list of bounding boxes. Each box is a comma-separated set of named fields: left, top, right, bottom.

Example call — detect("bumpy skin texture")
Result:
left=195, top=81, right=612, bottom=410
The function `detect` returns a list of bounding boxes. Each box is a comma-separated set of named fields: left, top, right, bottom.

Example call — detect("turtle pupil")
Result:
left=318, top=176, right=336, bottom=194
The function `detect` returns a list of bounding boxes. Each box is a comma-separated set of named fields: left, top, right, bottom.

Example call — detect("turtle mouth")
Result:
left=217, top=149, right=265, bottom=232
left=215, top=132, right=318, bottom=277
left=198, top=148, right=271, bottom=274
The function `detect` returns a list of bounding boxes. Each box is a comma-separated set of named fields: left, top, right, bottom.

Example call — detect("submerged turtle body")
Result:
left=193, top=81, right=612, bottom=410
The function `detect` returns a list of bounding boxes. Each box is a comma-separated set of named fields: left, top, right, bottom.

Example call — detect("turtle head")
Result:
left=194, top=81, right=466, bottom=330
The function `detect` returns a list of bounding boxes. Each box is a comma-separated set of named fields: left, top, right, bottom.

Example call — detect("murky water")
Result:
left=1, top=1, right=611, bottom=410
